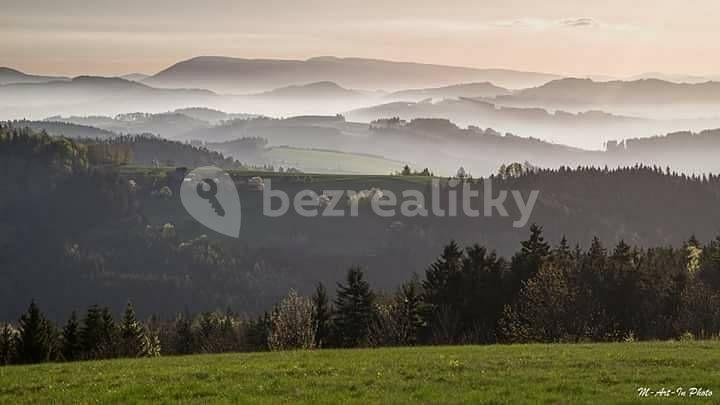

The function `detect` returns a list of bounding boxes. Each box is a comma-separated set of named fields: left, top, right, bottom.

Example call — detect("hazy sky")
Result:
left=3, top=0, right=719, bottom=77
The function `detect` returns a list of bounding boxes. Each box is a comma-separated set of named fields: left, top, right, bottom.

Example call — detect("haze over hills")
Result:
left=496, top=78, right=720, bottom=107
left=48, top=110, right=220, bottom=138
left=0, top=76, right=218, bottom=120
left=627, top=72, right=720, bottom=84
left=35, top=106, right=720, bottom=177
left=120, top=73, right=151, bottom=82
left=5, top=59, right=720, bottom=148
left=386, top=82, right=512, bottom=102
left=8, top=120, right=117, bottom=139
left=143, top=56, right=563, bottom=93
left=345, top=98, right=651, bottom=148
left=252, top=81, right=364, bottom=99
left=0, top=67, right=68, bottom=85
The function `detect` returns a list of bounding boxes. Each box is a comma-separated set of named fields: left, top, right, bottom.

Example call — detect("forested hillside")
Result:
left=3, top=126, right=720, bottom=325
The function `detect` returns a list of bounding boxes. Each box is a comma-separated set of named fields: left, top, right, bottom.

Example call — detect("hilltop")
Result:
left=144, top=56, right=561, bottom=92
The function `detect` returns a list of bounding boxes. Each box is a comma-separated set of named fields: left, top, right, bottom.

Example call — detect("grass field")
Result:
left=1, top=341, right=719, bottom=404
left=264, top=146, right=405, bottom=175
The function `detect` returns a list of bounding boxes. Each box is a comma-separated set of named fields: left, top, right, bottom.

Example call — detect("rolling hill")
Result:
left=0, top=76, right=219, bottom=120
left=387, top=82, right=512, bottom=101
left=8, top=120, right=116, bottom=139
left=498, top=78, right=720, bottom=107
left=2, top=342, right=717, bottom=404
left=0, top=67, right=68, bottom=85
left=252, top=81, right=364, bottom=99
left=143, top=56, right=562, bottom=93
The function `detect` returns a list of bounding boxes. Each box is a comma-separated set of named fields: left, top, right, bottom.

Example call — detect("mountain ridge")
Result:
left=0, top=67, right=68, bottom=85
left=144, top=56, right=563, bottom=93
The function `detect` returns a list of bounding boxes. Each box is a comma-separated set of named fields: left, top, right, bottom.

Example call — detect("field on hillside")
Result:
left=264, top=146, right=406, bottom=175
left=1, top=341, right=718, bottom=404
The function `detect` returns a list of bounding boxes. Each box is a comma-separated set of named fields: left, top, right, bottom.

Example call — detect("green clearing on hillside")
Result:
left=1, top=341, right=718, bottom=404
left=264, top=147, right=405, bottom=175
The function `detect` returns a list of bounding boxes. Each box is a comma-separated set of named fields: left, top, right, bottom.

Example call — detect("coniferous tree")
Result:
left=700, top=236, right=720, bottom=289
left=99, top=307, right=118, bottom=358
left=422, top=241, right=464, bottom=317
left=80, top=305, right=104, bottom=359
left=119, top=302, right=147, bottom=357
left=312, top=282, right=331, bottom=348
left=555, top=236, right=571, bottom=261
left=393, top=278, right=424, bottom=345
left=510, top=224, right=550, bottom=295
left=14, top=301, right=53, bottom=364
left=458, top=244, right=508, bottom=343
left=422, top=241, right=473, bottom=343
left=244, top=312, right=271, bottom=351
left=61, top=311, right=82, bottom=361
left=218, top=311, right=238, bottom=352
left=334, top=267, right=375, bottom=347
left=174, top=312, right=195, bottom=355
left=577, top=237, right=612, bottom=339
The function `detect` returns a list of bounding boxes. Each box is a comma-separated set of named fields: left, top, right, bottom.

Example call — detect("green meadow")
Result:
left=2, top=341, right=719, bottom=404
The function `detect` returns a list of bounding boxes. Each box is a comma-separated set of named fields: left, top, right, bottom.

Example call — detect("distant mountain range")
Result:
left=252, top=81, right=364, bottom=99
left=343, top=97, right=720, bottom=149
left=0, top=67, right=68, bottom=85
left=120, top=73, right=150, bottom=82
left=0, top=75, right=214, bottom=101
left=0, top=76, right=218, bottom=119
left=345, top=97, right=644, bottom=128
left=628, top=72, right=720, bottom=84
left=142, top=56, right=563, bottom=93
left=386, top=82, right=512, bottom=101
left=8, top=120, right=117, bottom=139
left=5, top=63, right=720, bottom=142
left=496, top=78, right=720, bottom=107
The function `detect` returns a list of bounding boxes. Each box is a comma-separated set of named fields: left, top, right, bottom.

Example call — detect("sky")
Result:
left=2, top=0, right=719, bottom=78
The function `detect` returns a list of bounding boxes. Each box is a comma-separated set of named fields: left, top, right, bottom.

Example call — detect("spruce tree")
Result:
left=99, top=307, right=118, bottom=358
left=394, top=279, right=424, bottom=345
left=334, top=267, right=375, bottom=347
left=15, top=301, right=53, bottom=364
left=312, top=282, right=331, bottom=348
left=423, top=241, right=463, bottom=308
left=422, top=241, right=464, bottom=342
left=120, top=302, right=147, bottom=357
left=521, top=224, right=550, bottom=257
left=80, top=305, right=103, bottom=359
left=219, top=311, right=237, bottom=352
left=459, top=244, right=507, bottom=343
left=244, top=312, right=271, bottom=351
left=61, top=311, right=82, bottom=361
left=174, top=312, right=195, bottom=355
left=510, top=224, right=550, bottom=294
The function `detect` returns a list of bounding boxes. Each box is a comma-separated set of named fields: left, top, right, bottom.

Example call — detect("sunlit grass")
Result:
left=2, top=341, right=719, bottom=404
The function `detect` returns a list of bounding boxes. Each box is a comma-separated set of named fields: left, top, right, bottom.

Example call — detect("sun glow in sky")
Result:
left=2, top=0, right=719, bottom=77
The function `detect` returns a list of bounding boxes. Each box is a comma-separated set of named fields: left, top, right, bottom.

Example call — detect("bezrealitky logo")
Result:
left=181, top=166, right=539, bottom=238
left=180, top=166, right=242, bottom=237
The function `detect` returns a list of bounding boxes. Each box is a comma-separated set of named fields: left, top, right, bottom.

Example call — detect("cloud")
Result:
left=330, top=17, right=639, bottom=36
left=560, top=18, right=596, bottom=28
left=491, top=17, right=637, bottom=32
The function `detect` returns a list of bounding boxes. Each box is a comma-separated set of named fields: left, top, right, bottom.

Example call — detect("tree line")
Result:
left=4, top=224, right=720, bottom=365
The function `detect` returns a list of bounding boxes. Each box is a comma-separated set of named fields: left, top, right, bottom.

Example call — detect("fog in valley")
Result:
left=4, top=57, right=720, bottom=176
left=8, top=1, right=720, bottom=383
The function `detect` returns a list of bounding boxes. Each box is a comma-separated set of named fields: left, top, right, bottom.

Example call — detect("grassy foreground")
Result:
left=1, top=341, right=719, bottom=404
